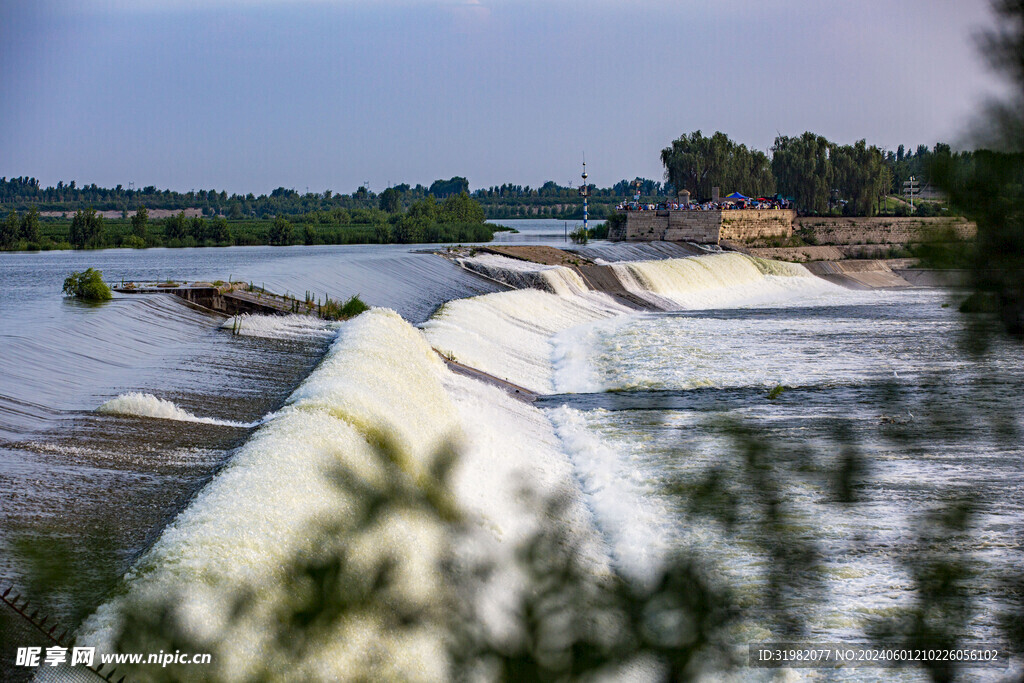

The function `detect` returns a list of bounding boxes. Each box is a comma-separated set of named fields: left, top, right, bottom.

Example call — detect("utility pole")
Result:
left=903, top=175, right=919, bottom=210
left=578, top=158, right=589, bottom=236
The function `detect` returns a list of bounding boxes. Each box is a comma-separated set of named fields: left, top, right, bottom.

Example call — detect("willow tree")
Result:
left=832, top=140, right=889, bottom=217
left=661, top=130, right=774, bottom=201
left=770, top=132, right=833, bottom=215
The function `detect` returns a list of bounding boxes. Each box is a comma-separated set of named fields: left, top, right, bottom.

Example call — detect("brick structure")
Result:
left=614, top=209, right=795, bottom=244
left=794, top=216, right=976, bottom=245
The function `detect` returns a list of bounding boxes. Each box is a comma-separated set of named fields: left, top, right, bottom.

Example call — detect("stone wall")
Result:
left=664, top=211, right=721, bottom=242
left=621, top=209, right=795, bottom=244
left=795, top=216, right=976, bottom=245
left=720, top=209, right=795, bottom=241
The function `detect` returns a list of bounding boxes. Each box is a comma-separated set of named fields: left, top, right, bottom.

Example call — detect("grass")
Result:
left=319, top=295, right=370, bottom=321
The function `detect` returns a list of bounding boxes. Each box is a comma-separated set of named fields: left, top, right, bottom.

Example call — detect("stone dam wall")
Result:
left=617, top=209, right=795, bottom=244
left=614, top=211, right=976, bottom=247
left=794, top=216, right=976, bottom=245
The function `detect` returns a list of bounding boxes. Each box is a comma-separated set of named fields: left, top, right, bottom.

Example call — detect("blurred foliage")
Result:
left=870, top=497, right=977, bottom=683
left=930, top=0, right=1024, bottom=347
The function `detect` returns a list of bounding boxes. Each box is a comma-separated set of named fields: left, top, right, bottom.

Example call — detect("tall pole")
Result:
left=581, top=160, right=589, bottom=235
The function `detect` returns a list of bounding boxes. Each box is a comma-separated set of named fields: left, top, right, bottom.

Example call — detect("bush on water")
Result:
left=62, top=268, right=112, bottom=301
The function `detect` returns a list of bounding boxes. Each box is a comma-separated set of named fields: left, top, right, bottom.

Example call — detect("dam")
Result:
left=609, top=208, right=796, bottom=244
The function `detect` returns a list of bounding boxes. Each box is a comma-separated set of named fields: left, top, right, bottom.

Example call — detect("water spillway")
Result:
left=4, top=241, right=1021, bottom=680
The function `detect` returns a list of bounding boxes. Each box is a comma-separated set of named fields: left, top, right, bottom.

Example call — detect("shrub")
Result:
left=320, top=295, right=369, bottom=320
left=569, top=227, right=589, bottom=244
left=62, top=268, right=112, bottom=301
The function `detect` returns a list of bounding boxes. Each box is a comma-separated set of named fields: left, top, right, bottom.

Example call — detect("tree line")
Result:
left=0, top=176, right=478, bottom=219
left=1, top=131, right=969, bottom=226
left=0, top=191, right=499, bottom=251
left=661, top=129, right=970, bottom=217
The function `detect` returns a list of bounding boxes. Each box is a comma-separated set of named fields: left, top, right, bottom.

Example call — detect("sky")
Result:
left=0, top=0, right=1006, bottom=195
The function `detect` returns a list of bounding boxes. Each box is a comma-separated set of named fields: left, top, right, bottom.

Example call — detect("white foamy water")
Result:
left=421, top=288, right=630, bottom=393
left=458, top=253, right=589, bottom=296
left=79, top=308, right=607, bottom=680
left=611, top=252, right=840, bottom=310
left=546, top=405, right=674, bottom=583
left=426, top=253, right=845, bottom=394
left=97, top=392, right=259, bottom=428
left=542, top=287, right=1024, bottom=680
left=219, top=312, right=337, bottom=339
left=70, top=250, right=1024, bottom=680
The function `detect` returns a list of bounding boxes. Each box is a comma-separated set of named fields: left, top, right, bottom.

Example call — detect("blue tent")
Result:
left=725, top=192, right=749, bottom=200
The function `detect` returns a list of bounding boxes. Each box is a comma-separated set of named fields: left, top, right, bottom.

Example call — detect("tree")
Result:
left=771, top=133, right=833, bottom=214
left=19, top=206, right=39, bottom=242
left=269, top=214, right=293, bottom=246
left=832, top=140, right=888, bottom=217
left=210, top=216, right=231, bottom=245
left=378, top=187, right=401, bottom=214
left=661, top=130, right=774, bottom=201
left=407, top=195, right=437, bottom=223
left=62, top=268, right=112, bottom=301
left=189, top=216, right=207, bottom=241
left=428, top=177, right=470, bottom=198
left=1, top=209, right=19, bottom=248
left=164, top=212, right=188, bottom=241
left=68, top=208, right=104, bottom=249
left=130, top=206, right=148, bottom=241
left=438, top=192, right=485, bottom=224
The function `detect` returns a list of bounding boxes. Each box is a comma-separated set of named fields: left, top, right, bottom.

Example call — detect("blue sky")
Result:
left=0, top=0, right=1003, bottom=194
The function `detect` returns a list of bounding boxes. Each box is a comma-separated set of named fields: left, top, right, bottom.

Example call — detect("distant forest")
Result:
left=0, top=131, right=962, bottom=230
left=0, top=191, right=503, bottom=251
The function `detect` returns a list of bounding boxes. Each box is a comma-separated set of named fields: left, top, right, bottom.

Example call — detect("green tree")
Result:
left=69, top=208, right=105, bottom=249
left=378, top=187, right=400, bottom=213
left=428, top=176, right=469, bottom=198
left=1, top=209, right=19, bottom=248
left=438, top=192, right=485, bottom=224
left=771, top=132, right=833, bottom=214
left=269, top=214, right=293, bottom=246
left=164, top=211, right=188, bottom=241
left=62, top=268, right=112, bottom=301
left=130, top=206, right=149, bottom=241
left=210, top=216, right=231, bottom=245
left=188, top=216, right=207, bottom=241
left=661, top=130, right=774, bottom=201
left=393, top=215, right=425, bottom=243
left=407, top=195, right=437, bottom=223
left=19, top=206, right=39, bottom=242
left=832, top=140, right=889, bottom=216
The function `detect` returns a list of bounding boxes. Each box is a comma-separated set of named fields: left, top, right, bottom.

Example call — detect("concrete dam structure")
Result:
left=609, top=208, right=796, bottom=244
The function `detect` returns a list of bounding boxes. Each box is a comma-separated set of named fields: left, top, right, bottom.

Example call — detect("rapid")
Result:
left=2, top=225, right=1021, bottom=679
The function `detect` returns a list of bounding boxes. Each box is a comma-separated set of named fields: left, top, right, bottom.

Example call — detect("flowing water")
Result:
left=1, top=225, right=1021, bottom=679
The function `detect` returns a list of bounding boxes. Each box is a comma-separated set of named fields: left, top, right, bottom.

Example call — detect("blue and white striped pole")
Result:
left=581, top=161, right=588, bottom=235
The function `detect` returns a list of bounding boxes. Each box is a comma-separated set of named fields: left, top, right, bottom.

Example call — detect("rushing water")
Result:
left=0, top=243, right=499, bottom=634
left=1, top=227, right=1021, bottom=680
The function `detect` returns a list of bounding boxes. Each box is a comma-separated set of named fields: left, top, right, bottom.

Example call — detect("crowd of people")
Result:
left=616, top=197, right=791, bottom=211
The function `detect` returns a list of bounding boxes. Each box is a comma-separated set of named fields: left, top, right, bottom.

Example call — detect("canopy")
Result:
left=725, top=192, right=749, bottom=199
